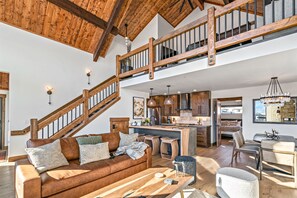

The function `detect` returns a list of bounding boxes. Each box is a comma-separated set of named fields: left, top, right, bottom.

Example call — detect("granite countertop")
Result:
left=129, top=125, right=185, bottom=131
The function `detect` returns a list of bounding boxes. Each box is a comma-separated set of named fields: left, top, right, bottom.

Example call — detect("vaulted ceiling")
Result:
left=0, top=0, right=229, bottom=60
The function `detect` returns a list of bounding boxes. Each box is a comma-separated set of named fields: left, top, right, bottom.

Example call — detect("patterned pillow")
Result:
left=76, top=136, right=102, bottom=145
left=25, top=139, right=69, bottom=173
left=119, top=132, right=138, bottom=147
left=79, top=142, right=110, bottom=165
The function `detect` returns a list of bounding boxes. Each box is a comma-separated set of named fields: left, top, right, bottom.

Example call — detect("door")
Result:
left=213, top=99, right=222, bottom=147
left=0, top=95, right=5, bottom=149
left=110, top=117, right=130, bottom=134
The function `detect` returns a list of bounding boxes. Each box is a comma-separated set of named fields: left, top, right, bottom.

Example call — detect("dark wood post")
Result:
left=116, top=55, right=121, bottom=79
left=83, top=89, right=89, bottom=123
left=148, top=37, right=155, bottom=80
left=30, top=118, right=38, bottom=139
left=207, top=7, right=216, bottom=66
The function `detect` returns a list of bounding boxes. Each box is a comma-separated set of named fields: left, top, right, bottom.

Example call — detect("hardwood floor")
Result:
left=153, top=139, right=297, bottom=198
left=1, top=139, right=296, bottom=198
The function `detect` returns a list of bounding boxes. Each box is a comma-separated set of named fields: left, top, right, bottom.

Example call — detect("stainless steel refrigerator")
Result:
left=147, top=107, right=162, bottom=125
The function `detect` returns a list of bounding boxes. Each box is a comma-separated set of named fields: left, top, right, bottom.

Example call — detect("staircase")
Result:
left=11, top=76, right=120, bottom=139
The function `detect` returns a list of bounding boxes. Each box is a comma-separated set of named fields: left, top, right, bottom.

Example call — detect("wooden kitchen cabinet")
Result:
left=110, top=117, right=130, bottom=134
left=192, top=91, right=211, bottom=116
left=196, top=126, right=211, bottom=147
left=163, top=94, right=180, bottom=116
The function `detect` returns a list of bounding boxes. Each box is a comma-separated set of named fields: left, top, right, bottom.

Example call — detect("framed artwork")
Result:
left=253, top=97, right=297, bottom=124
left=133, top=97, right=145, bottom=119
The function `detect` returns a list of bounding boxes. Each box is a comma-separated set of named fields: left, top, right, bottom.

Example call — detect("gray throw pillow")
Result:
left=79, top=142, right=110, bottom=165
left=119, top=132, right=138, bottom=147
left=76, top=136, right=102, bottom=145
left=25, top=139, right=69, bottom=173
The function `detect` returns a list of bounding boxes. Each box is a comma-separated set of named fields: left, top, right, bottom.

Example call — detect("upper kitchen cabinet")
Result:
left=164, top=94, right=180, bottom=116
left=192, top=91, right=211, bottom=116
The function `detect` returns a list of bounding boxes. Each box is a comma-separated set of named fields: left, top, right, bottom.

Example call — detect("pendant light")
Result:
left=124, top=24, right=132, bottom=53
left=164, top=85, right=173, bottom=105
left=147, top=88, right=157, bottom=107
left=260, top=77, right=290, bottom=107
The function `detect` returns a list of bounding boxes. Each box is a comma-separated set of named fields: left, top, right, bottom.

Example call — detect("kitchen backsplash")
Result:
left=171, top=110, right=211, bottom=125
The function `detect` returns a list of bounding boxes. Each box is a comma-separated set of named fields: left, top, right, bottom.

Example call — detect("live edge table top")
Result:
left=82, top=167, right=194, bottom=198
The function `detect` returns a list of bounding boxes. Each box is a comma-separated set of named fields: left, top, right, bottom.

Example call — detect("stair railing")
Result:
left=11, top=76, right=120, bottom=139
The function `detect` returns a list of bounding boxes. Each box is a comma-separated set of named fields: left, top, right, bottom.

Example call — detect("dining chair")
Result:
left=239, top=131, right=260, bottom=146
left=231, top=131, right=261, bottom=169
left=260, top=140, right=297, bottom=187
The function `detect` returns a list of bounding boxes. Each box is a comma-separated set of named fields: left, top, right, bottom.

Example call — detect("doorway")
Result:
left=213, top=97, right=243, bottom=147
left=0, top=94, right=6, bottom=150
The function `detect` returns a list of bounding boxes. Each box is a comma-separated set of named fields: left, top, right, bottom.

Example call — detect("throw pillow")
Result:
left=25, top=139, right=69, bottom=173
left=76, top=136, right=102, bottom=145
left=79, top=142, right=110, bottom=165
left=119, top=132, right=138, bottom=147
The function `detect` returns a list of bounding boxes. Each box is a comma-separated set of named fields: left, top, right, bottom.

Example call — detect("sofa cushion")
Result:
left=25, top=139, right=69, bottom=173
left=105, top=154, right=147, bottom=173
left=79, top=142, right=110, bottom=165
left=89, top=133, right=120, bottom=152
left=119, top=132, right=138, bottom=147
left=41, top=159, right=111, bottom=197
left=76, top=136, right=102, bottom=145
left=40, top=154, right=147, bottom=197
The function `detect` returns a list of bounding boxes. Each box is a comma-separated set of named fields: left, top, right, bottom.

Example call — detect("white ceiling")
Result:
left=122, top=48, right=297, bottom=95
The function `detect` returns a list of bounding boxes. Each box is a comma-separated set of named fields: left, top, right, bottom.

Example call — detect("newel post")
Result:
left=116, top=55, right=121, bottom=79
left=148, top=37, right=155, bottom=80
left=30, top=118, right=38, bottom=139
left=83, top=89, right=89, bottom=123
left=207, top=7, right=216, bottom=66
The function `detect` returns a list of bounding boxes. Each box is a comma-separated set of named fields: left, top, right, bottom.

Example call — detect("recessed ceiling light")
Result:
left=193, top=89, right=197, bottom=92
left=164, top=93, right=167, bottom=95
left=177, top=91, right=181, bottom=94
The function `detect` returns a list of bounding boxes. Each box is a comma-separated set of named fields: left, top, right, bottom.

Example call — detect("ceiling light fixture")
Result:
left=125, top=24, right=131, bottom=53
left=147, top=88, right=157, bottom=107
left=164, top=85, right=173, bottom=105
left=260, top=77, right=290, bottom=107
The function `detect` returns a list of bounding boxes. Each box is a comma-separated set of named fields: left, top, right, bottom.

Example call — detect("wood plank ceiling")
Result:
left=0, top=0, right=233, bottom=59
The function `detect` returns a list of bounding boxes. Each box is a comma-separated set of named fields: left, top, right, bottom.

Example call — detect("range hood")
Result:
left=179, top=93, right=192, bottom=110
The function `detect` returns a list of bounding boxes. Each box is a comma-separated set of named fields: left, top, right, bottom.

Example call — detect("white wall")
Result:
left=212, top=82, right=297, bottom=142
left=0, top=22, right=141, bottom=156
left=158, top=15, right=174, bottom=38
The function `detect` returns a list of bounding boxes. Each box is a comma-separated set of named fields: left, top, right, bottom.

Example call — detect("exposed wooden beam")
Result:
left=47, top=0, right=118, bottom=36
left=93, top=0, right=124, bottom=62
left=193, top=0, right=205, bottom=10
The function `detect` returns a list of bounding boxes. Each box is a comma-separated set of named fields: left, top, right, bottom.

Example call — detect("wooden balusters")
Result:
left=148, top=37, right=155, bottom=80
left=207, top=7, right=216, bottom=66
left=30, top=118, right=38, bottom=139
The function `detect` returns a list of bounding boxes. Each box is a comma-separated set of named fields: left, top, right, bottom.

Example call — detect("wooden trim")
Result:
left=217, top=97, right=242, bottom=102
left=207, top=7, right=216, bottom=66
left=0, top=72, right=9, bottom=90
left=89, top=78, right=117, bottom=97
left=216, top=15, right=297, bottom=50
left=119, top=65, right=149, bottom=79
left=148, top=37, right=155, bottom=80
left=50, top=117, right=84, bottom=139
left=0, top=94, right=5, bottom=149
left=93, top=0, right=124, bottom=61
left=89, top=76, right=117, bottom=93
left=119, top=44, right=149, bottom=60
left=8, top=154, right=27, bottom=162
left=153, top=16, right=207, bottom=45
left=153, top=46, right=208, bottom=68
left=215, top=0, right=253, bottom=17
left=47, top=0, right=118, bottom=35
left=89, top=92, right=118, bottom=114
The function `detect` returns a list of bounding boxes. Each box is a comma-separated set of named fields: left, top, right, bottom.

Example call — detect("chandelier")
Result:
left=260, top=77, right=290, bottom=107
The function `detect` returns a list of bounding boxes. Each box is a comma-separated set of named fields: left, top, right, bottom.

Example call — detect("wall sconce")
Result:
left=86, top=69, right=91, bottom=85
left=46, top=86, right=53, bottom=105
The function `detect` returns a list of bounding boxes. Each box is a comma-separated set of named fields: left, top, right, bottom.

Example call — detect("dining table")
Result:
left=253, top=133, right=296, bottom=145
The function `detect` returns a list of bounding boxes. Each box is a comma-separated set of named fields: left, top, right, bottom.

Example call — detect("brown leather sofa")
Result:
left=15, top=133, right=152, bottom=198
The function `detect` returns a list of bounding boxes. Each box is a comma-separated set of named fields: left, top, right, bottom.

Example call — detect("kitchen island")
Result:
left=130, top=125, right=197, bottom=156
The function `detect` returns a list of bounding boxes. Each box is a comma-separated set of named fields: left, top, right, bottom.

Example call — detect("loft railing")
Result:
left=117, top=0, right=297, bottom=80
left=11, top=76, right=120, bottom=139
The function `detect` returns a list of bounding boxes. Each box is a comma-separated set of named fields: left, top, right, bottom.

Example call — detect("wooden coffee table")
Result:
left=82, top=167, right=194, bottom=198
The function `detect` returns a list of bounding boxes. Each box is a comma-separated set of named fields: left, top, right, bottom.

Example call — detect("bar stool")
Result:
left=144, top=135, right=160, bottom=155
left=160, top=137, right=179, bottom=160
left=137, top=134, right=145, bottom=142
